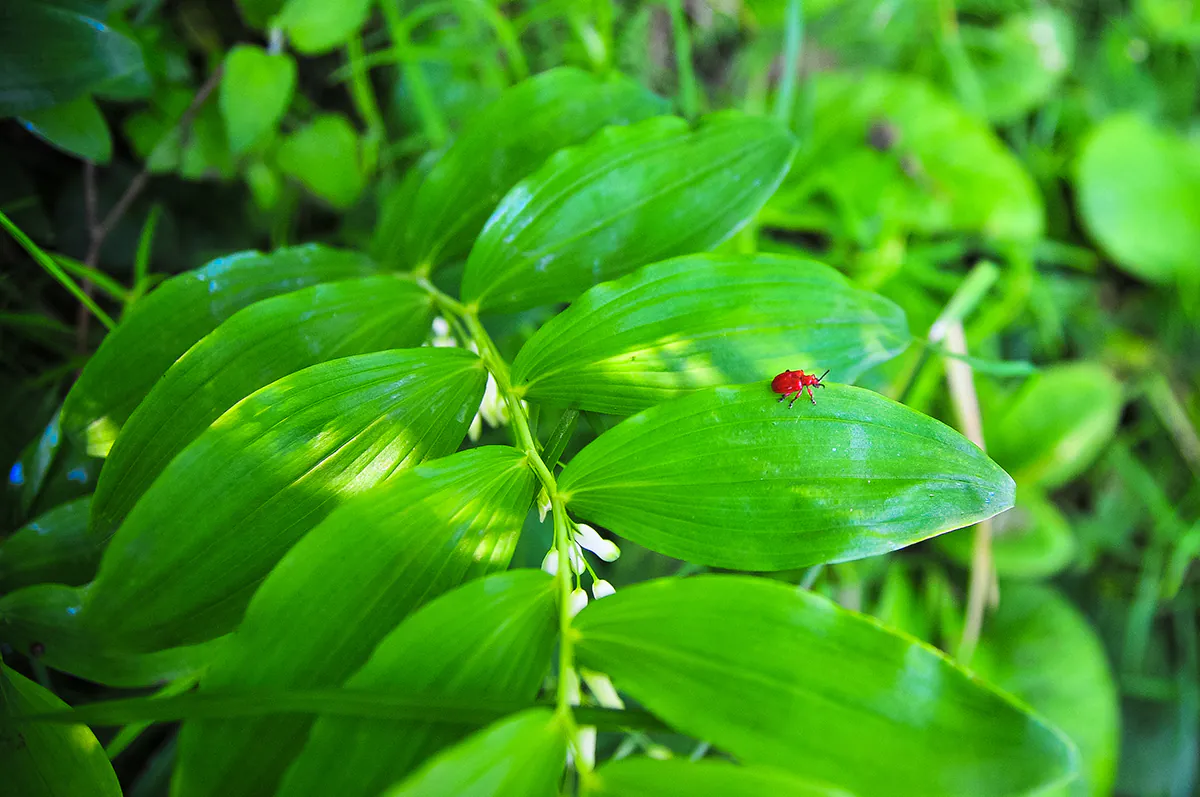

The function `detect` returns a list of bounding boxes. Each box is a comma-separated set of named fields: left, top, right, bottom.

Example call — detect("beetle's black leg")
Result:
left=777, top=394, right=786, bottom=403
left=788, top=393, right=798, bottom=408
left=808, top=386, right=816, bottom=404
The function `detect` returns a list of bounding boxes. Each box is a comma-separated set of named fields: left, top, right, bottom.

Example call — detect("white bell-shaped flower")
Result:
left=574, top=523, right=620, bottom=562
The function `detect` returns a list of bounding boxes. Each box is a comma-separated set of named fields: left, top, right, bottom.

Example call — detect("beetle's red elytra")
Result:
left=771, top=369, right=830, bottom=408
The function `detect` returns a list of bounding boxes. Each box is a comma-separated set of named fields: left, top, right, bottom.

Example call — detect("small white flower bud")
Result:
left=541, top=549, right=558, bottom=576
left=569, top=587, right=589, bottom=617
left=467, top=412, right=483, bottom=442
left=591, top=579, right=616, bottom=599
left=537, top=489, right=551, bottom=522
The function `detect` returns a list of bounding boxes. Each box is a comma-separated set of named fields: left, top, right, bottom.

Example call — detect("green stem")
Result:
left=346, top=36, right=387, bottom=174
left=773, top=0, right=804, bottom=126
left=666, top=0, right=699, bottom=120
left=0, top=210, right=114, bottom=330
left=456, top=0, right=529, bottom=80
left=381, top=0, right=449, bottom=148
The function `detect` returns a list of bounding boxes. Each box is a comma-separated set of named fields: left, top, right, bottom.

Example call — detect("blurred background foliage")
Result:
left=0, top=0, right=1197, bottom=795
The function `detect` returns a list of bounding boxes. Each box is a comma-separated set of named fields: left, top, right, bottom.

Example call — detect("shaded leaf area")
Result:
left=18, top=95, right=112, bottom=163
left=276, top=570, right=557, bottom=797
left=173, top=447, right=537, bottom=797
left=387, top=66, right=667, bottom=270
left=1075, top=114, right=1200, bottom=283
left=81, top=348, right=485, bottom=653
left=0, top=1, right=145, bottom=116
left=573, top=575, right=1076, bottom=797
left=88, top=275, right=433, bottom=541
left=583, top=758, right=854, bottom=797
left=61, top=245, right=376, bottom=456
left=559, top=384, right=1014, bottom=569
left=987, top=362, right=1123, bottom=489
left=0, top=584, right=220, bottom=687
left=381, top=708, right=566, bottom=797
left=0, top=497, right=98, bottom=592
left=938, top=486, right=1075, bottom=578
left=512, top=253, right=910, bottom=415
left=974, top=584, right=1120, bottom=797
left=461, top=111, right=797, bottom=313
left=772, top=71, right=1043, bottom=241
left=0, top=663, right=121, bottom=797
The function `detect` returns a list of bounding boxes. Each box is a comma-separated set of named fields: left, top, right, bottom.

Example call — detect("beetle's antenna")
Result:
left=818, top=369, right=830, bottom=381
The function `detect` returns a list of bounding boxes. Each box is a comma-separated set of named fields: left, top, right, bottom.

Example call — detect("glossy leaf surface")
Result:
left=382, top=709, right=566, bottom=797
left=0, top=1, right=144, bottom=116
left=461, top=112, right=797, bottom=313
left=61, top=245, right=375, bottom=456
left=0, top=662, right=121, bottom=797
left=988, top=363, right=1123, bottom=489
left=89, top=275, right=433, bottom=540
left=277, top=569, right=557, bottom=797
left=396, top=67, right=667, bottom=270
left=777, top=71, right=1042, bottom=240
left=0, top=497, right=98, bottom=591
left=974, top=585, right=1119, bottom=797
left=559, top=384, right=1014, bottom=569
left=18, top=95, right=112, bottom=163
left=573, top=575, right=1076, bottom=796
left=0, top=584, right=220, bottom=687
left=1075, top=114, right=1200, bottom=283
left=584, top=758, right=853, bottom=797
left=219, top=45, right=296, bottom=154
left=173, top=447, right=537, bottom=797
left=512, top=253, right=910, bottom=414
left=82, top=348, right=485, bottom=652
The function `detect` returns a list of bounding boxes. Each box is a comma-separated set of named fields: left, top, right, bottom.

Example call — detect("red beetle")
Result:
left=771, top=369, right=829, bottom=407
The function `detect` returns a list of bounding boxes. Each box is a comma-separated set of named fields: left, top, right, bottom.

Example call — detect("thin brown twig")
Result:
left=74, top=65, right=225, bottom=352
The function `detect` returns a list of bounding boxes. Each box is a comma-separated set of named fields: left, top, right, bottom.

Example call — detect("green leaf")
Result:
left=938, top=487, right=1075, bottom=578
left=277, top=569, right=558, bottom=797
left=0, top=662, right=121, bottom=796
left=1075, top=114, right=1200, bottom=283
left=558, top=384, right=1014, bottom=569
left=276, top=113, right=365, bottom=208
left=776, top=71, right=1043, bottom=240
left=381, top=709, right=566, bottom=797
left=573, top=575, right=1076, bottom=797
left=277, top=0, right=373, bottom=54
left=583, top=758, right=853, bottom=797
left=394, top=67, right=668, bottom=270
left=80, top=348, right=486, bottom=652
left=987, top=362, right=1123, bottom=490
left=0, top=497, right=99, bottom=592
left=219, top=45, right=296, bottom=155
left=0, top=1, right=145, bottom=116
left=18, top=95, right=112, bottom=163
left=460, top=112, right=797, bottom=314
left=511, top=253, right=910, bottom=415
left=0, top=584, right=219, bottom=687
left=964, top=8, right=1074, bottom=124
left=974, top=585, right=1119, bottom=797
left=173, top=447, right=537, bottom=797
left=234, top=0, right=284, bottom=29
left=61, top=244, right=376, bottom=457
left=88, top=275, right=433, bottom=541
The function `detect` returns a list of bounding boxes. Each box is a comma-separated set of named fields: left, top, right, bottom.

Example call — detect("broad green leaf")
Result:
left=277, top=113, right=365, bottom=208
left=1075, top=114, right=1200, bottom=283
left=460, top=112, right=797, bottom=314
left=0, top=1, right=145, bottom=116
left=0, top=497, right=98, bottom=592
left=583, top=758, right=853, bottom=797
left=18, top=95, right=112, bottom=163
left=219, top=45, right=296, bottom=155
left=393, top=67, right=668, bottom=270
left=974, top=585, right=1119, bottom=797
left=61, top=244, right=375, bottom=456
left=558, top=384, right=1015, bottom=569
left=173, top=447, right=537, bottom=797
left=0, top=662, right=121, bottom=796
left=277, top=0, right=372, bottom=54
left=938, top=487, right=1075, bottom=578
left=382, top=709, right=566, bottom=797
left=1137, top=0, right=1200, bottom=44
left=964, top=8, right=1074, bottom=124
left=511, top=253, right=910, bottom=415
left=277, top=569, right=557, bottom=797
left=0, top=584, right=220, bottom=687
left=987, top=363, right=1123, bottom=489
left=776, top=71, right=1043, bottom=240
left=573, top=575, right=1076, bottom=797
left=88, top=275, right=433, bottom=541
left=81, top=348, right=485, bottom=652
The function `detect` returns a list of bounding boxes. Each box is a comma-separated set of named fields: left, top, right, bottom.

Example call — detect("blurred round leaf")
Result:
left=277, top=114, right=365, bottom=209
left=1137, top=0, right=1200, bottom=44
left=1076, top=114, right=1200, bottom=283
left=277, top=0, right=372, bottom=54
left=938, top=487, right=1075, bottom=578
left=219, top=45, right=296, bottom=155
left=964, top=8, right=1074, bottom=124
left=18, top=95, right=112, bottom=163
